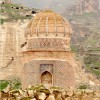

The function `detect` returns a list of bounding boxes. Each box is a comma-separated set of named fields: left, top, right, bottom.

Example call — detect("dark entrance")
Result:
left=41, top=71, right=52, bottom=86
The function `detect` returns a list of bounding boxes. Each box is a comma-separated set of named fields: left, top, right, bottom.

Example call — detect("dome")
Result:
left=23, top=10, right=72, bottom=52
left=25, top=10, right=72, bottom=38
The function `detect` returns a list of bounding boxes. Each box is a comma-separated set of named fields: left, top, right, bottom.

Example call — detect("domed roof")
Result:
left=25, top=10, right=72, bottom=38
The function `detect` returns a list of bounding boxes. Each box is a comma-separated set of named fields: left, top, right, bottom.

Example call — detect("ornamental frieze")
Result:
left=27, top=38, right=69, bottom=51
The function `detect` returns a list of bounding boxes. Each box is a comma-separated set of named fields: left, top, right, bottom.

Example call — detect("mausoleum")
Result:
left=21, top=11, right=84, bottom=89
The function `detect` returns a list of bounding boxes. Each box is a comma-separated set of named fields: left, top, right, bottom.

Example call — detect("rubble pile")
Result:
left=0, top=85, right=100, bottom=100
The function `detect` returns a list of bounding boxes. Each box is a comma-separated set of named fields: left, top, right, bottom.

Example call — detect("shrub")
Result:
left=77, top=83, right=89, bottom=89
left=0, top=80, right=9, bottom=91
left=0, top=77, right=21, bottom=91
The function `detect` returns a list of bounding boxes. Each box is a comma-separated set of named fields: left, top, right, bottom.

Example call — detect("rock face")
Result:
left=76, top=0, right=99, bottom=14
left=0, top=0, right=11, bottom=4
left=0, top=20, right=29, bottom=79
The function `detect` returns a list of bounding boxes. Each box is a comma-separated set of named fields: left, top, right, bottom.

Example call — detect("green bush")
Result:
left=77, top=83, right=89, bottom=89
left=0, top=80, right=9, bottom=91
left=0, top=78, right=21, bottom=91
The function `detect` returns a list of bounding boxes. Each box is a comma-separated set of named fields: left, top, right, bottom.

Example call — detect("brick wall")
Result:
left=22, top=60, right=76, bottom=89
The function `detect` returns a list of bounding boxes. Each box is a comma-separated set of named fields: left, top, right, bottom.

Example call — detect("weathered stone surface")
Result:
left=27, top=90, right=34, bottom=97
left=30, top=98, right=36, bottom=100
left=67, top=91, right=73, bottom=97
left=38, top=92, right=47, bottom=100
left=85, top=89, right=93, bottom=94
left=0, top=20, right=29, bottom=79
left=2, top=85, right=10, bottom=93
left=61, top=91, right=67, bottom=99
left=65, top=97, right=71, bottom=100
left=94, top=90, right=100, bottom=98
left=76, top=0, right=99, bottom=14
left=46, top=94, right=55, bottom=100
left=74, top=90, right=82, bottom=96
left=93, top=98, right=100, bottom=100
left=1, top=88, right=100, bottom=100
left=56, top=93, right=63, bottom=100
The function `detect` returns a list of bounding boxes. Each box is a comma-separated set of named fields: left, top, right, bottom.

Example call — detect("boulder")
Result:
left=61, top=91, right=67, bottom=99
left=56, top=93, right=63, bottom=100
left=27, top=90, right=34, bottom=97
left=67, top=91, right=73, bottom=97
left=2, top=84, right=10, bottom=93
left=38, top=92, right=47, bottom=100
left=94, top=90, right=100, bottom=98
left=46, top=94, right=55, bottom=100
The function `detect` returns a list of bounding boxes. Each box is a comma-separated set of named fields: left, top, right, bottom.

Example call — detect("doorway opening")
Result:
left=41, top=71, right=52, bottom=86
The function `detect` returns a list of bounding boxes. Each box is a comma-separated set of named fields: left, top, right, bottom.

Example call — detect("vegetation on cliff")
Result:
left=67, top=12, right=100, bottom=77
left=0, top=2, right=39, bottom=24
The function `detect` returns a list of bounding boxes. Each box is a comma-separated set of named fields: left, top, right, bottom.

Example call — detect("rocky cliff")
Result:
left=0, top=20, right=30, bottom=79
left=0, top=2, right=100, bottom=89
left=0, top=1, right=39, bottom=79
left=64, top=10, right=100, bottom=78
left=76, top=0, right=99, bottom=14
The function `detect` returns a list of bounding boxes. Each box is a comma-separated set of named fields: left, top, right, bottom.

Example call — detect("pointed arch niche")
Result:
left=40, top=64, right=53, bottom=87
left=41, top=71, right=52, bottom=86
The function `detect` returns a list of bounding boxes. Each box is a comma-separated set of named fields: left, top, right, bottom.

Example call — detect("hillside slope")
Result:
left=65, top=12, right=100, bottom=77
left=0, top=2, right=100, bottom=78
left=0, top=2, right=39, bottom=24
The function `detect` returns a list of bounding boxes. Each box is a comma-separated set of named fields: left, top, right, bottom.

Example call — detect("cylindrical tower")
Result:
left=21, top=11, right=84, bottom=89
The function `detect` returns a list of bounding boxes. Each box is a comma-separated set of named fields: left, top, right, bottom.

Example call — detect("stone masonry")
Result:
left=21, top=11, right=86, bottom=89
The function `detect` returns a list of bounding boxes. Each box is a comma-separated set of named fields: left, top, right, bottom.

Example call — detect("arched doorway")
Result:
left=41, top=71, right=52, bottom=87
